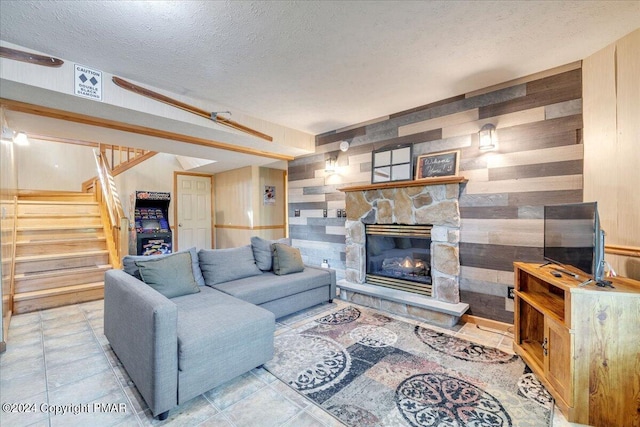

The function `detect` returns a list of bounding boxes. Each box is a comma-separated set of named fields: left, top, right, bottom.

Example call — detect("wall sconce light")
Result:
left=325, top=156, right=337, bottom=173
left=13, top=131, right=30, bottom=146
left=478, top=123, right=496, bottom=151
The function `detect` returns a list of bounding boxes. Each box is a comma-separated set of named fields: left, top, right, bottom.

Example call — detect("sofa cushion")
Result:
left=123, top=247, right=205, bottom=286
left=272, top=243, right=304, bottom=275
left=212, top=268, right=330, bottom=306
left=135, top=251, right=201, bottom=298
left=251, top=236, right=291, bottom=271
left=172, top=287, right=274, bottom=373
left=198, top=245, right=262, bottom=285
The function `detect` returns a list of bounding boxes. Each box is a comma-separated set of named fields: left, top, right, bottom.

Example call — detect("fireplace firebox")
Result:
left=365, top=224, right=432, bottom=296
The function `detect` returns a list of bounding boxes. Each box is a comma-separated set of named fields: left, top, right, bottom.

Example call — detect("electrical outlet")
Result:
left=507, top=286, right=515, bottom=299
left=294, top=209, right=300, bottom=217
left=323, top=209, right=327, bottom=218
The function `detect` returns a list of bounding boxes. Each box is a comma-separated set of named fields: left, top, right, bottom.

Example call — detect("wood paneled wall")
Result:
left=215, top=166, right=286, bottom=248
left=583, top=29, right=640, bottom=280
left=255, top=167, right=286, bottom=228
left=288, top=63, right=584, bottom=323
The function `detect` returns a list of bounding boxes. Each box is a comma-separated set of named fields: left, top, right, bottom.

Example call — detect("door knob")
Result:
left=178, top=223, right=183, bottom=227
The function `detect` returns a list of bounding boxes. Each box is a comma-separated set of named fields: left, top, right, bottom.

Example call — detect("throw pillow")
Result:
left=251, top=236, right=292, bottom=271
left=198, top=245, right=263, bottom=286
left=123, top=247, right=205, bottom=286
left=135, top=251, right=201, bottom=298
left=272, top=243, right=304, bottom=275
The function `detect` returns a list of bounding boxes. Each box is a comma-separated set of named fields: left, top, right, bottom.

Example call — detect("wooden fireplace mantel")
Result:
left=338, top=176, right=468, bottom=193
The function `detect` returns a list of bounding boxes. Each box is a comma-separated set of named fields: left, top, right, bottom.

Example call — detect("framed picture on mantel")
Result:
left=415, top=150, right=460, bottom=179
left=371, top=144, right=413, bottom=183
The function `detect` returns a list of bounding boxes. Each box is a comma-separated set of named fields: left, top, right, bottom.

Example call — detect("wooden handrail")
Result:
left=93, top=149, right=128, bottom=267
left=111, top=150, right=158, bottom=176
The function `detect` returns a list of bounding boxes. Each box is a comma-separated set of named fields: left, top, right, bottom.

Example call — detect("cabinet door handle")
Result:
left=542, top=337, right=548, bottom=356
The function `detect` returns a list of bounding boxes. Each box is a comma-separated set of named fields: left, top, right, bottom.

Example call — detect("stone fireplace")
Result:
left=339, top=177, right=469, bottom=327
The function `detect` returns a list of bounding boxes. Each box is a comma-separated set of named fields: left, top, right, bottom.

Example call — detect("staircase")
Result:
left=12, top=191, right=112, bottom=314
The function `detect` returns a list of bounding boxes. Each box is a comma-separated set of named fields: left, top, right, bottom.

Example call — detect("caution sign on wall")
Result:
left=74, top=64, right=103, bottom=101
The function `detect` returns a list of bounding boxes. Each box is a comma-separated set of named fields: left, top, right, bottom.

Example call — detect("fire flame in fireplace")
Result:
left=401, top=257, right=426, bottom=269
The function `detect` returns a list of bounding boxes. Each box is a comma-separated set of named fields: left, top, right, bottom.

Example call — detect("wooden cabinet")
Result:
left=513, top=262, right=640, bottom=426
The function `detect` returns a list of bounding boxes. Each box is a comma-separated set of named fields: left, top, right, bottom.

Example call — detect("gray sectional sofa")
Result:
left=104, top=239, right=336, bottom=420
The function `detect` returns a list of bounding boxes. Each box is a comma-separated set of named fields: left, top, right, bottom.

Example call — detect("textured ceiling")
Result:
left=1, top=1, right=639, bottom=135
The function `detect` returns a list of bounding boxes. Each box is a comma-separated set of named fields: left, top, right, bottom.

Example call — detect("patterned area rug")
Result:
left=265, top=306, right=552, bottom=427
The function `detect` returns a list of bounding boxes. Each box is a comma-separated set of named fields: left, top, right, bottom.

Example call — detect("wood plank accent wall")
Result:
left=288, top=63, right=584, bottom=323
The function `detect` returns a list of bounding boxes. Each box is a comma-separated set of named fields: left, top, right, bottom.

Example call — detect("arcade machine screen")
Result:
left=133, top=191, right=172, bottom=256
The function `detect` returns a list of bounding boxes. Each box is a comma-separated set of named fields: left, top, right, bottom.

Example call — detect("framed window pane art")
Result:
left=371, top=145, right=413, bottom=183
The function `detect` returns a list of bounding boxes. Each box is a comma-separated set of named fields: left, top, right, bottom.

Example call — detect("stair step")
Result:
left=18, top=200, right=98, bottom=205
left=17, top=224, right=104, bottom=232
left=17, top=216, right=102, bottom=228
left=15, top=237, right=107, bottom=257
left=18, top=213, right=100, bottom=218
left=14, top=250, right=110, bottom=275
left=13, top=282, right=104, bottom=314
left=18, top=201, right=99, bottom=216
left=14, top=265, right=112, bottom=293
left=18, top=192, right=96, bottom=202
left=11, top=189, right=117, bottom=313
left=17, top=236, right=107, bottom=244
left=16, top=250, right=109, bottom=262
left=16, top=228, right=106, bottom=241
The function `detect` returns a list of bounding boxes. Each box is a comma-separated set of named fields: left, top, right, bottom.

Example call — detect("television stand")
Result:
left=513, top=262, right=640, bottom=426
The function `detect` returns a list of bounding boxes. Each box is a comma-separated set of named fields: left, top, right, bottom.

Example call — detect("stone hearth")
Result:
left=339, top=178, right=469, bottom=327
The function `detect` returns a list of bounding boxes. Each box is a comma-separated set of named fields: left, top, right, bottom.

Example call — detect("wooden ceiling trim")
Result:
left=0, top=98, right=294, bottom=162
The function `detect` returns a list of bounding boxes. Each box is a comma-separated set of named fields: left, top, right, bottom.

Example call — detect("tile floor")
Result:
left=0, top=298, right=575, bottom=427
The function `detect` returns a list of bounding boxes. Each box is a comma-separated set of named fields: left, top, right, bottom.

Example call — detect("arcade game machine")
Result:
left=132, top=191, right=172, bottom=255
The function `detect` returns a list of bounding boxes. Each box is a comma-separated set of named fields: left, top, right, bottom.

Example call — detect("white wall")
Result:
left=17, top=140, right=196, bottom=252
left=114, top=153, right=184, bottom=227
left=16, top=139, right=98, bottom=191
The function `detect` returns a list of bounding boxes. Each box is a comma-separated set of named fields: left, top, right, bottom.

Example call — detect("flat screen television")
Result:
left=543, top=202, right=605, bottom=281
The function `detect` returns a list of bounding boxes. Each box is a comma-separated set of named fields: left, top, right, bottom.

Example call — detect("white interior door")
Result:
left=176, top=174, right=212, bottom=251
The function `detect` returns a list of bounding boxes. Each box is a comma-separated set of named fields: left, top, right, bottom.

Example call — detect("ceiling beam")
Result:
left=0, top=98, right=294, bottom=162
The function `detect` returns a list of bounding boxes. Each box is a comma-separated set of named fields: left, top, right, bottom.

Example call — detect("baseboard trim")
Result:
left=461, top=314, right=514, bottom=334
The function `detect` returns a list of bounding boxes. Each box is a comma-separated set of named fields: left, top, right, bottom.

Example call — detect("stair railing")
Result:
left=93, top=149, right=129, bottom=268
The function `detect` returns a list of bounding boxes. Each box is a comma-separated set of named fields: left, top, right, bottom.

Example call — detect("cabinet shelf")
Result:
left=516, top=290, right=565, bottom=324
